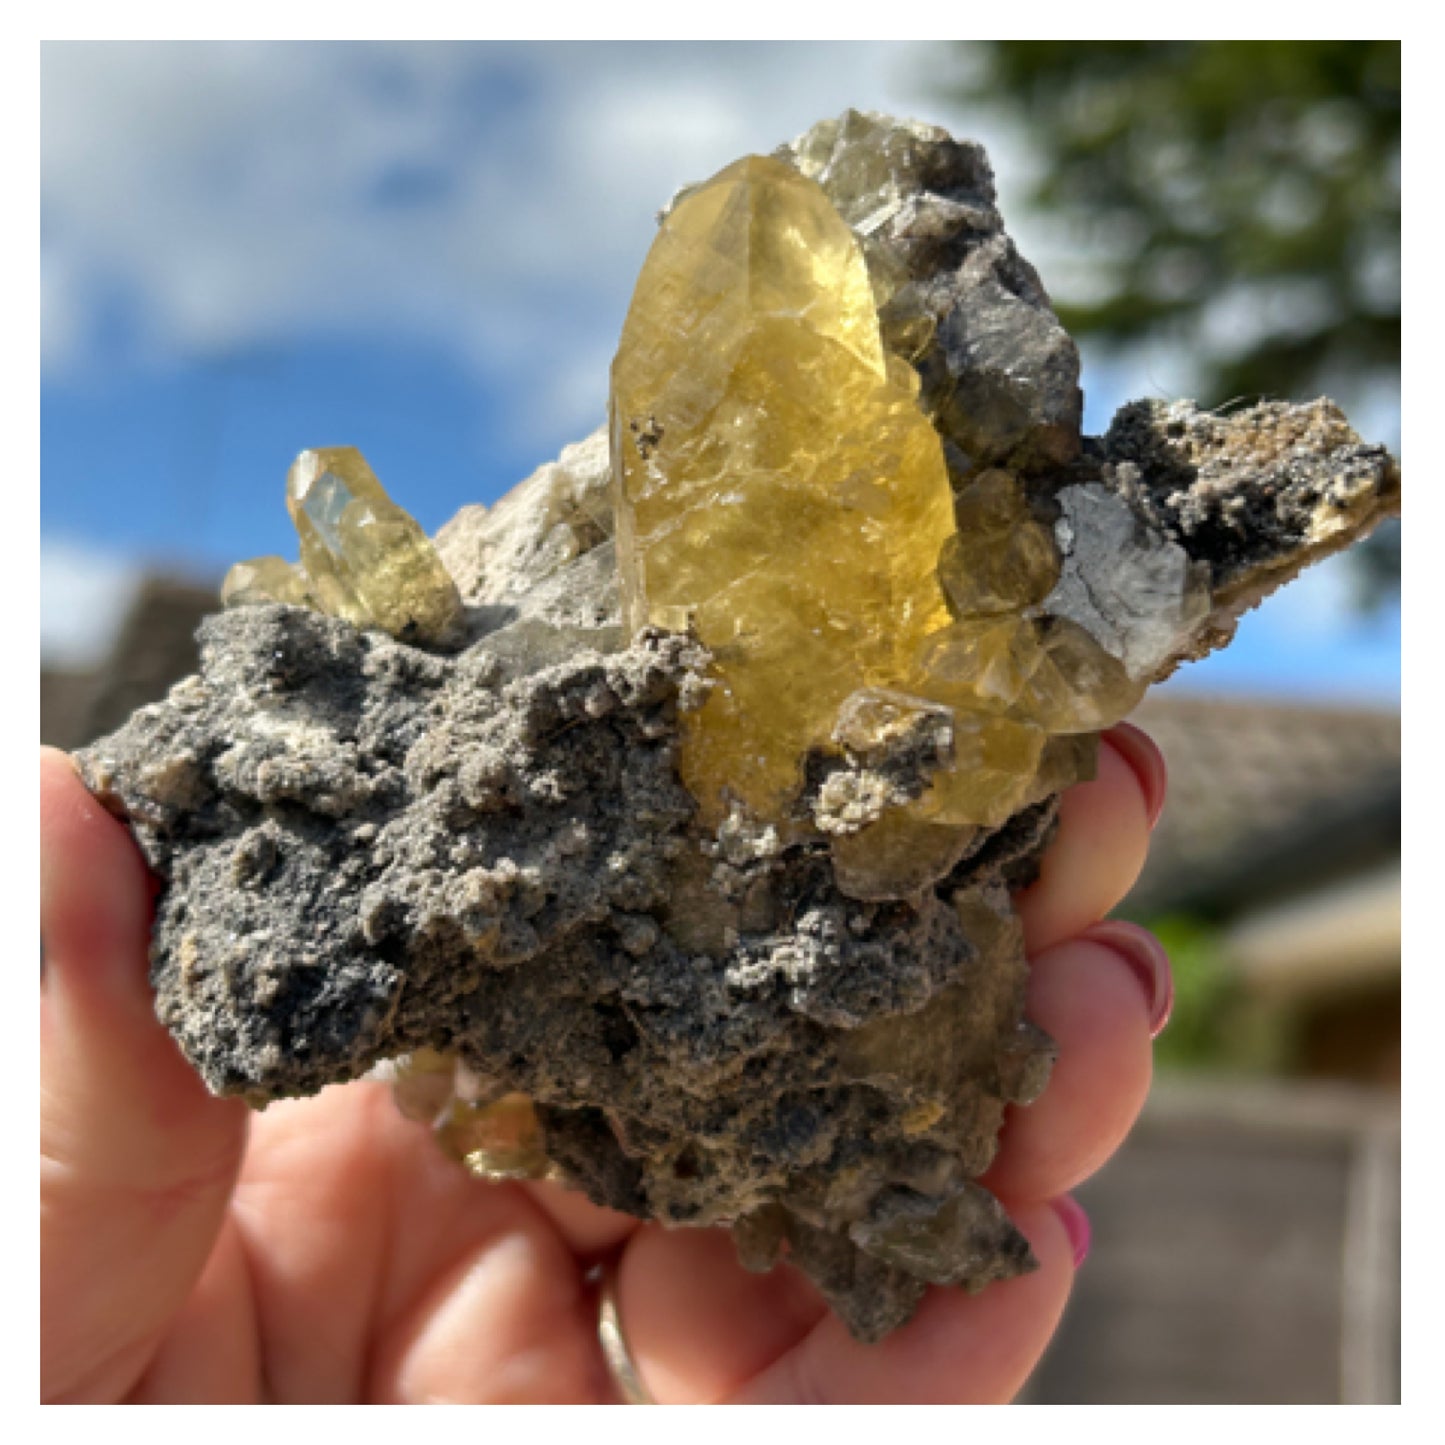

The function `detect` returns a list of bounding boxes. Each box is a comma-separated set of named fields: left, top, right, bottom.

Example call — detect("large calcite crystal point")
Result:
left=611, top=154, right=957, bottom=825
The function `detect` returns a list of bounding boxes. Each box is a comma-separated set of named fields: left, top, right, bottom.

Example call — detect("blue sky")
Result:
left=41, top=41, right=1399, bottom=703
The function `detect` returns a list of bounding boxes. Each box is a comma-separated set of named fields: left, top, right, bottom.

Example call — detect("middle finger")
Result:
left=982, top=921, right=1170, bottom=1205
left=1014, top=726, right=1162, bottom=956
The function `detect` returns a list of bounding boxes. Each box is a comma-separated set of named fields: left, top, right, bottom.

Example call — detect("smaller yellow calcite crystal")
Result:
left=917, top=618, right=1046, bottom=714
left=286, top=447, right=463, bottom=646
left=912, top=710, right=1046, bottom=828
left=220, top=447, right=463, bottom=648
left=390, top=1047, right=459, bottom=1123
left=937, top=471, right=1059, bottom=617
left=221, top=555, right=317, bottom=610
left=436, top=1094, right=554, bottom=1182
left=830, top=809, right=978, bottom=901
left=1016, top=619, right=1148, bottom=734
left=390, top=1053, right=556, bottom=1182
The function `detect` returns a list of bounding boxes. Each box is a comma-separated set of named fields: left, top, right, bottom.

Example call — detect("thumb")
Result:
left=40, top=747, right=248, bottom=1403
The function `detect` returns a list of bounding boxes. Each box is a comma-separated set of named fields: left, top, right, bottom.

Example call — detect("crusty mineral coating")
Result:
left=76, top=110, right=1400, bottom=1343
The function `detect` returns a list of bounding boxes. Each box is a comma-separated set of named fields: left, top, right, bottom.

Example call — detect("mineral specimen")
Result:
left=224, top=446, right=463, bottom=647
left=75, top=111, right=1400, bottom=1344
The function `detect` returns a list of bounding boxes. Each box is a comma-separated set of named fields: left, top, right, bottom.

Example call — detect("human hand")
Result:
left=40, top=729, right=1170, bottom=1404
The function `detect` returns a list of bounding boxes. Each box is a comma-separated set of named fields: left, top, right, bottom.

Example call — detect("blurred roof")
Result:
left=1128, top=692, right=1400, bottom=918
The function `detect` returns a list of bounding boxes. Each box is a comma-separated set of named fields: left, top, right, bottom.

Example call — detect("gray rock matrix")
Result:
left=77, top=112, right=1399, bottom=1343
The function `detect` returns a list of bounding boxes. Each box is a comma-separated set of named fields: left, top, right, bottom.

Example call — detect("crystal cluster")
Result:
left=76, top=109, right=1400, bottom=1346
left=222, top=446, right=463, bottom=647
left=611, top=154, right=1144, bottom=855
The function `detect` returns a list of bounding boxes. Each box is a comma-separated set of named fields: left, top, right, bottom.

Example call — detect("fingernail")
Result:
left=1080, top=919, right=1174, bottom=1038
left=1104, top=721, right=1167, bottom=829
left=1051, top=1194, right=1091, bottom=1269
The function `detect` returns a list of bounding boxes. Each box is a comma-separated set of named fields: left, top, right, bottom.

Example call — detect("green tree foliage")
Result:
left=1141, top=915, right=1295, bottom=1075
left=955, top=42, right=1399, bottom=408
left=952, top=42, right=1400, bottom=600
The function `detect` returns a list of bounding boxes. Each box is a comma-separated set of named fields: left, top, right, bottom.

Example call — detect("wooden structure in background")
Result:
left=1025, top=1078, right=1400, bottom=1404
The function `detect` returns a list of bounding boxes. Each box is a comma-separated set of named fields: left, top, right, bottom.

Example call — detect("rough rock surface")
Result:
left=779, top=109, right=1085, bottom=474
left=75, top=111, right=1400, bottom=1343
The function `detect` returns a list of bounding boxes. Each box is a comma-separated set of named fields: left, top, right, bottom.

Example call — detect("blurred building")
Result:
left=38, top=575, right=1402, bottom=1403
left=1129, top=692, right=1401, bottom=1087
left=40, top=574, right=216, bottom=752
left=1024, top=1077, right=1400, bottom=1404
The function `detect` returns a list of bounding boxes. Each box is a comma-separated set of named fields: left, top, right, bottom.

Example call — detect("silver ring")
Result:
left=598, top=1262, right=655, bottom=1405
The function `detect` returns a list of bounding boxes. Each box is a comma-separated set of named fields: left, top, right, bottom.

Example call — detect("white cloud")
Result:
left=41, top=42, right=1031, bottom=455
left=39, top=536, right=142, bottom=668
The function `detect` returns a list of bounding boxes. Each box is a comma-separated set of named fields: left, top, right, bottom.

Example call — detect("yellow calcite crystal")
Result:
left=286, top=447, right=463, bottom=646
left=610, top=152, right=1147, bottom=848
left=220, top=555, right=317, bottom=610
left=391, top=1052, right=555, bottom=1183
left=1019, top=618, right=1148, bottom=733
left=220, top=447, right=463, bottom=648
left=937, top=471, right=1059, bottom=617
left=831, top=810, right=979, bottom=901
left=913, top=711, right=1046, bottom=828
left=917, top=618, right=1046, bottom=715
left=612, top=155, right=957, bottom=824
left=390, top=1047, right=460, bottom=1123
left=436, top=1094, right=554, bottom=1182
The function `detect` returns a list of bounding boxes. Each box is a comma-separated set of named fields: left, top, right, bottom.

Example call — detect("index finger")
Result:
left=41, top=748, right=248, bottom=1402
left=1014, top=724, right=1163, bottom=954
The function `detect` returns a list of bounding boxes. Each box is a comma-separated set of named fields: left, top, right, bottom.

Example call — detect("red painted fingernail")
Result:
left=1080, top=919, right=1175, bottom=1038
left=1104, top=721, right=1167, bottom=829
left=1052, top=1194, right=1091, bottom=1269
